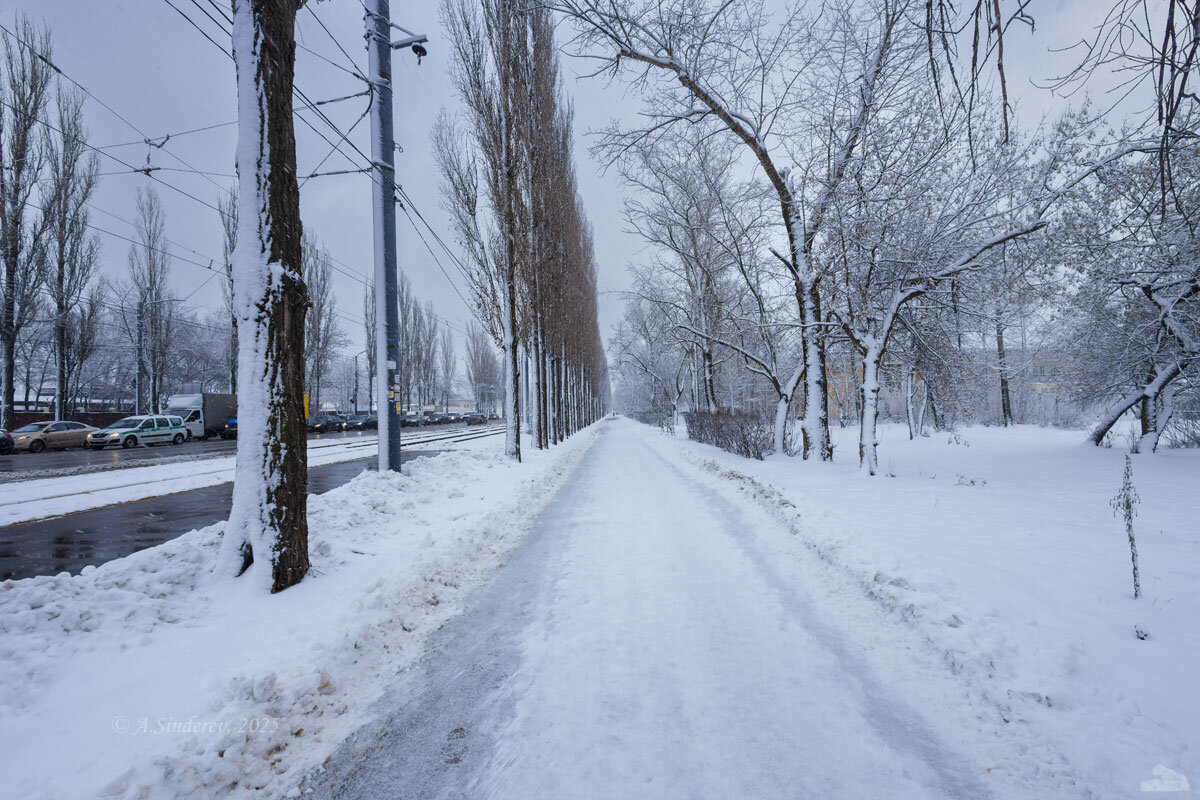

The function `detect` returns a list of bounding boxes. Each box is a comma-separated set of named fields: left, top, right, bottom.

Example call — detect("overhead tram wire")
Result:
left=198, top=0, right=368, bottom=84
left=98, top=119, right=238, bottom=150
left=305, top=3, right=368, bottom=78
left=160, top=6, right=477, bottom=337
left=2, top=3, right=384, bottom=267
left=7, top=5, right=376, bottom=207
left=164, top=0, right=390, bottom=199
left=94, top=88, right=367, bottom=153
left=6, top=8, right=475, bottom=344
left=110, top=1, right=474, bottom=339
left=0, top=96, right=225, bottom=214
left=0, top=18, right=233, bottom=196
left=394, top=184, right=474, bottom=279
left=397, top=202, right=473, bottom=312
left=26, top=283, right=234, bottom=339
left=21, top=195, right=372, bottom=334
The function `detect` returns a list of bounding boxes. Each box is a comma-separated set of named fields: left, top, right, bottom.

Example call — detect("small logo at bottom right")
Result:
left=1142, top=765, right=1190, bottom=792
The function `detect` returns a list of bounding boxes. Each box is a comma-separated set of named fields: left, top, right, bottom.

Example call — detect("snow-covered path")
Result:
left=310, top=420, right=988, bottom=799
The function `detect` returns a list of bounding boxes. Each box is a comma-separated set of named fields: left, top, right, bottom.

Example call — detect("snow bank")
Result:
left=0, top=426, right=599, bottom=799
left=0, top=439, right=375, bottom=526
left=0, top=433, right=496, bottom=526
left=643, top=420, right=1198, bottom=798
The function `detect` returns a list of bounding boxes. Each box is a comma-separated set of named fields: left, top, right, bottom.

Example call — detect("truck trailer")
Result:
left=166, top=393, right=237, bottom=440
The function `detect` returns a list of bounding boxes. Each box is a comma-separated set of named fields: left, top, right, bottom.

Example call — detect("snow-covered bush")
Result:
left=683, top=411, right=773, bottom=460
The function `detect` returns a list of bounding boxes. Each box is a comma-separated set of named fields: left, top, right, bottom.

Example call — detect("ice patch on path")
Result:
left=0, top=425, right=601, bottom=799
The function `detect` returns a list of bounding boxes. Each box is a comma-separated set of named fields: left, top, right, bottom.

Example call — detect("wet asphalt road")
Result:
left=0, top=428, right=383, bottom=476
left=0, top=450, right=437, bottom=582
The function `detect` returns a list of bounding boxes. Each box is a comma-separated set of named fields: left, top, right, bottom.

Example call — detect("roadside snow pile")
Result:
left=0, top=426, right=599, bottom=799
left=0, top=436, right=384, bottom=526
left=649, top=421, right=1198, bottom=798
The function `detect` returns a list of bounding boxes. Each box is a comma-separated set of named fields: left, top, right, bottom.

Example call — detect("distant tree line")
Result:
left=436, top=0, right=610, bottom=461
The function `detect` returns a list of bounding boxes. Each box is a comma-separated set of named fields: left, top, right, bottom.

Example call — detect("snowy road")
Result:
left=309, top=420, right=989, bottom=799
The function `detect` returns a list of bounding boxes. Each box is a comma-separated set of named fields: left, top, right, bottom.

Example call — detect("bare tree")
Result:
left=439, top=325, right=456, bottom=411
left=0, top=14, right=52, bottom=427
left=302, top=233, right=345, bottom=413
left=440, top=2, right=608, bottom=447
left=126, top=187, right=175, bottom=412
left=362, top=277, right=375, bottom=412
left=41, top=85, right=100, bottom=418
left=64, top=283, right=102, bottom=411
left=218, top=0, right=310, bottom=594
left=218, top=187, right=238, bottom=393
left=465, top=319, right=500, bottom=412
left=438, top=0, right=526, bottom=459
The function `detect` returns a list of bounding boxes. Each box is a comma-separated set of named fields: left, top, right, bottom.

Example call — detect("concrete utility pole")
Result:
left=364, top=0, right=426, bottom=472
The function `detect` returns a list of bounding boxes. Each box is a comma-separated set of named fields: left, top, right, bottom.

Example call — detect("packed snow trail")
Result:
left=310, top=419, right=990, bottom=799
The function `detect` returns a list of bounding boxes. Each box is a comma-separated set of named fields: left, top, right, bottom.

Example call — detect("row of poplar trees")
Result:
left=436, top=0, right=609, bottom=462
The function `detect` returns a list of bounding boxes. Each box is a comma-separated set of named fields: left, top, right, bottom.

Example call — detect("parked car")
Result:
left=0, top=429, right=15, bottom=454
left=11, top=420, right=99, bottom=453
left=464, top=413, right=486, bottom=426
left=221, top=417, right=238, bottom=440
left=86, top=415, right=188, bottom=449
left=342, top=414, right=377, bottom=431
left=400, top=413, right=426, bottom=428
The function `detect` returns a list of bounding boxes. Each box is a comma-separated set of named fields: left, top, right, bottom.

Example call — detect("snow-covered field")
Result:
left=664, top=420, right=1198, bottom=796
left=0, top=427, right=598, bottom=799
left=1, top=417, right=1194, bottom=798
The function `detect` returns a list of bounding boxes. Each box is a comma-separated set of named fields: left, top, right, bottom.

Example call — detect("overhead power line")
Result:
left=5, top=5, right=472, bottom=343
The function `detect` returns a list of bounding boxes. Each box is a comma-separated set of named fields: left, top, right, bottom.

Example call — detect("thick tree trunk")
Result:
left=55, top=320, right=68, bottom=420
left=499, top=0, right=521, bottom=462
left=914, top=383, right=927, bottom=438
left=531, top=319, right=542, bottom=448
left=1138, top=378, right=1179, bottom=453
left=702, top=346, right=717, bottom=412
left=859, top=347, right=883, bottom=476
left=905, top=369, right=915, bottom=440
left=219, top=0, right=309, bottom=593
left=772, top=360, right=805, bottom=456
left=1090, top=362, right=1184, bottom=447
left=1, top=298, right=15, bottom=428
left=996, top=319, right=1013, bottom=427
left=798, top=281, right=832, bottom=460
left=229, top=312, right=238, bottom=393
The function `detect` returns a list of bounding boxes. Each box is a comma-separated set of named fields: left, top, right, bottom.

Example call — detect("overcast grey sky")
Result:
left=7, top=0, right=1140, bottom=362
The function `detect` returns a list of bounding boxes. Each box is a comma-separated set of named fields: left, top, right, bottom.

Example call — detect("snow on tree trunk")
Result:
left=905, top=369, right=915, bottom=440
left=996, top=318, right=1014, bottom=427
left=914, top=381, right=928, bottom=437
left=772, top=360, right=806, bottom=456
left=1138, top=378, right=1179, bottom=454
left=801, top=285, right=833, bottom=461
left=531, top=324, right=542, bottom=448
left=1090, top=362, right=1183, bottom=447
left=218, top=0, right=309, bottom=594
left=502, top=307, right=520, bottom=459
left=772, top=395, right=789, bottom=457
left=859, top=343, right=882, bottom=476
